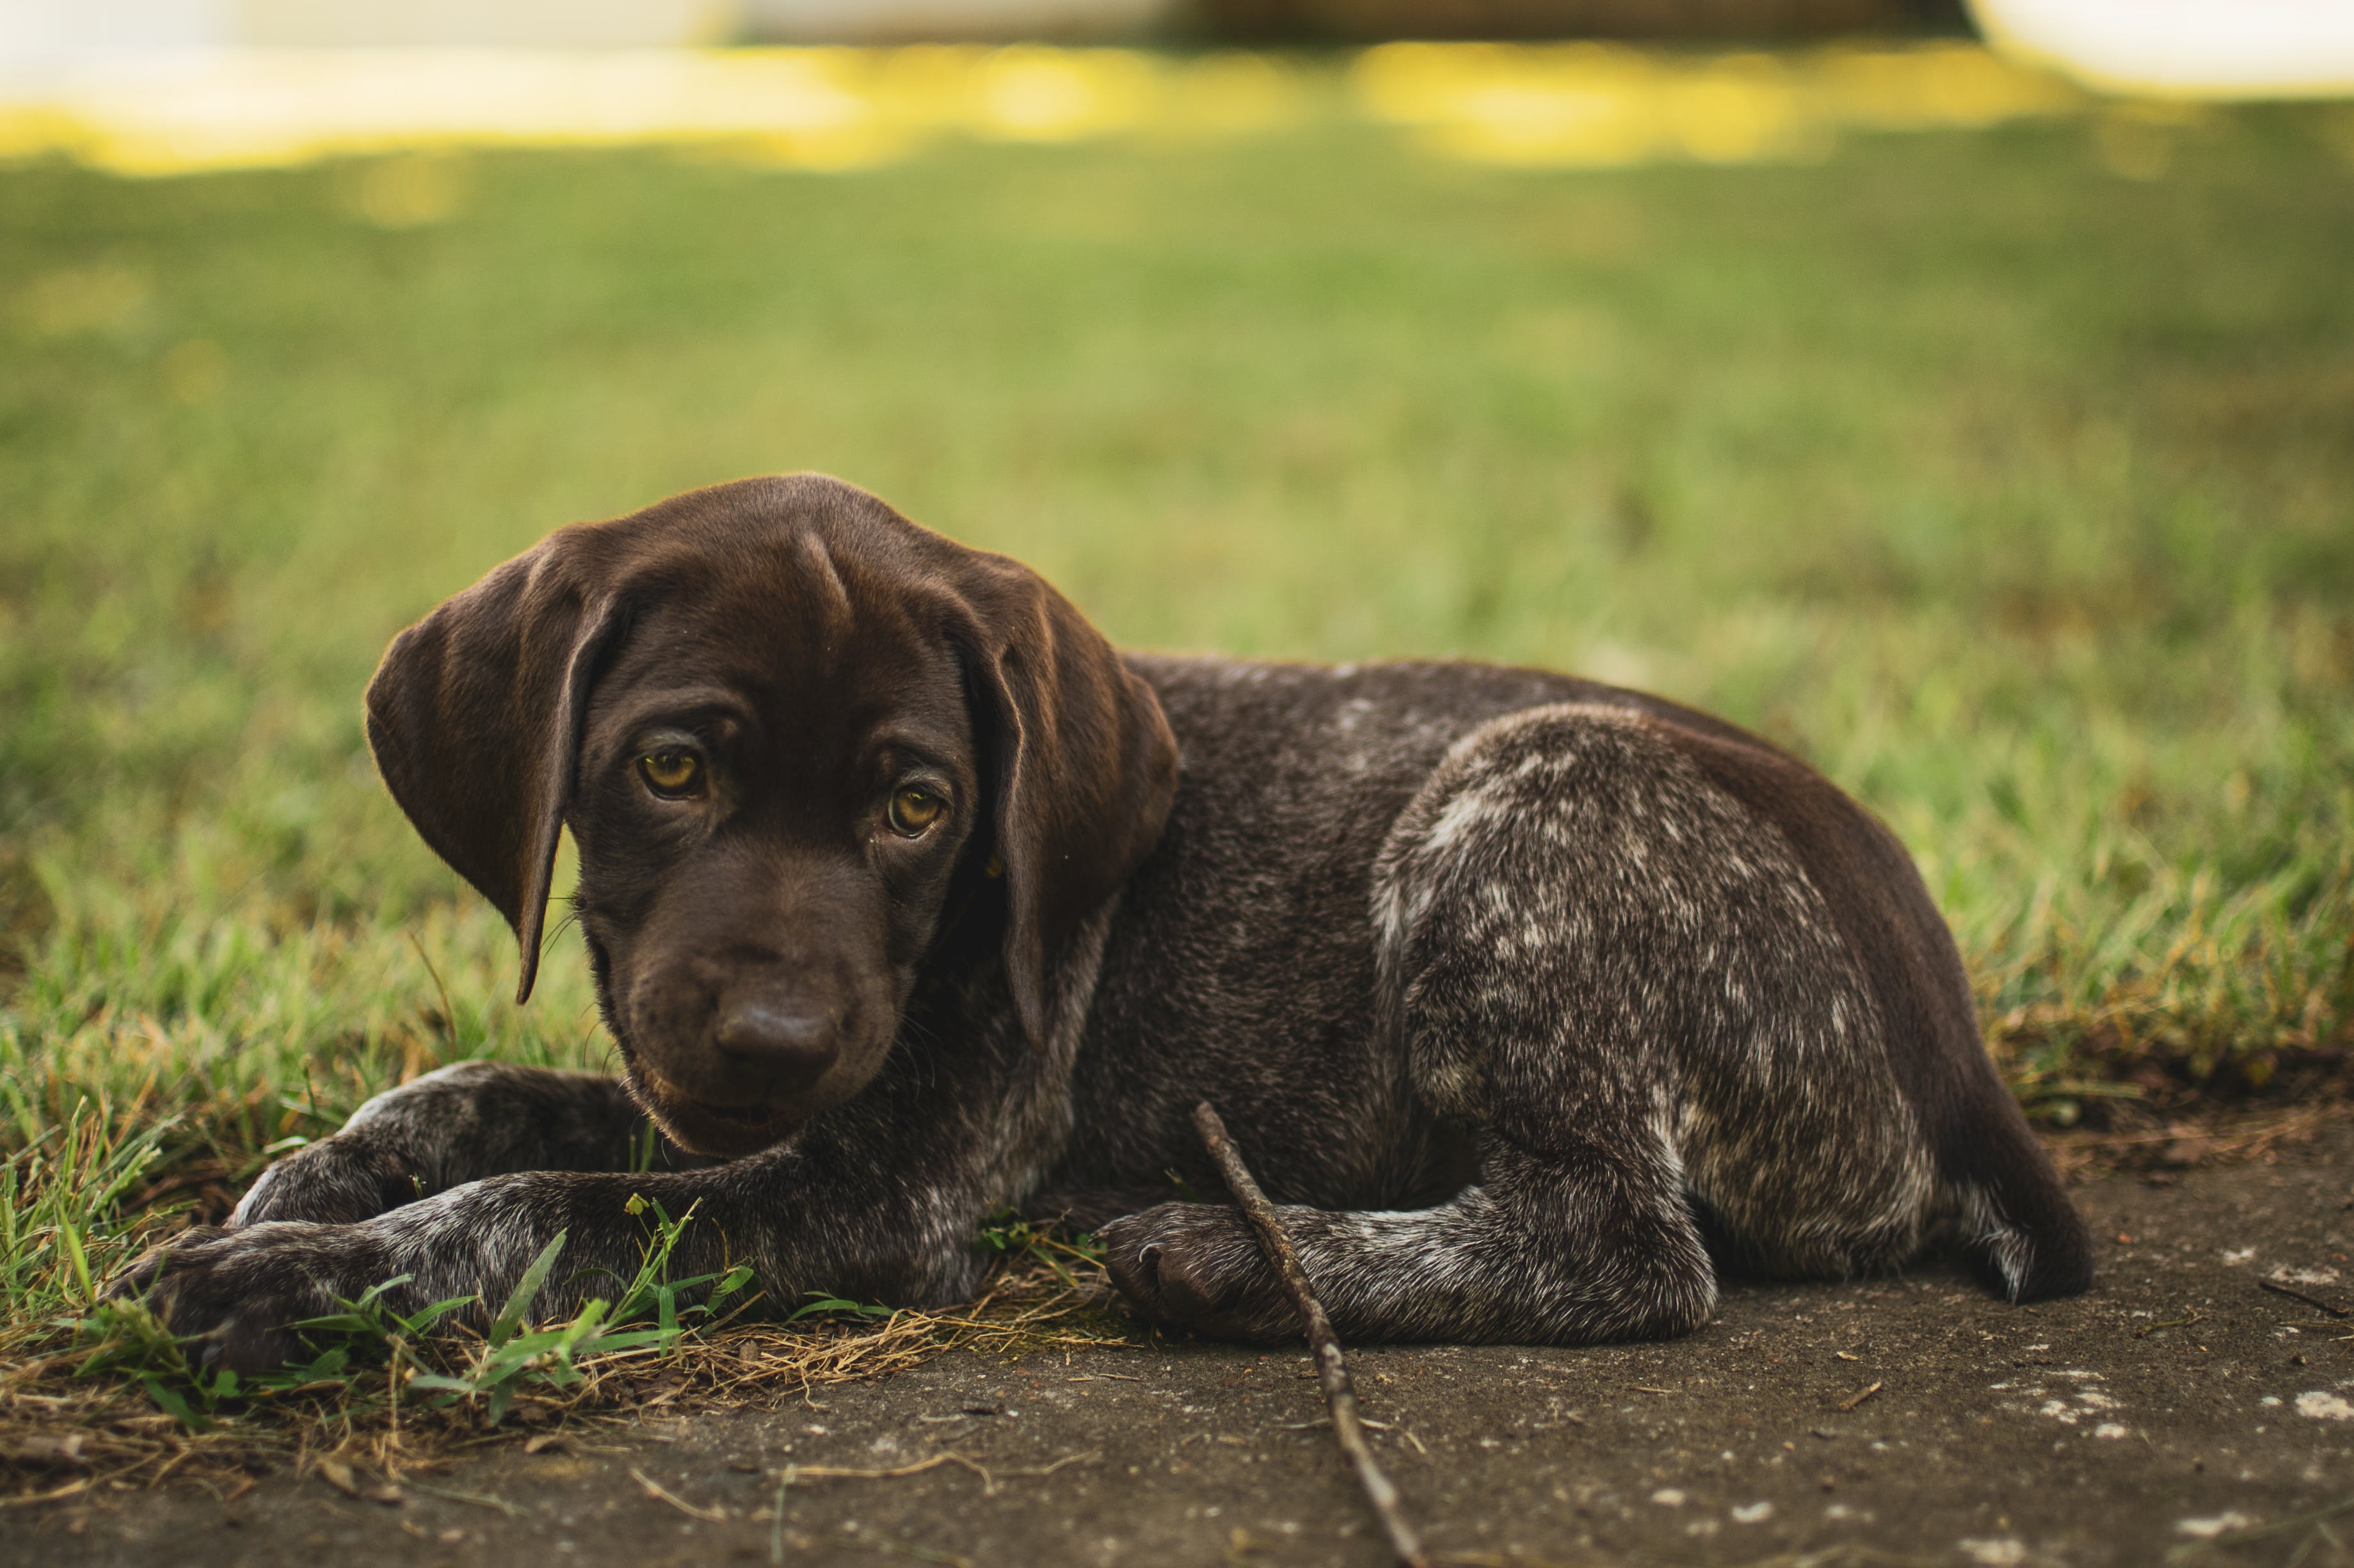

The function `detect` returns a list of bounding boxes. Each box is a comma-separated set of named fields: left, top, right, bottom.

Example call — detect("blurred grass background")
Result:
left=2, top=94, right=2351, bottom=1335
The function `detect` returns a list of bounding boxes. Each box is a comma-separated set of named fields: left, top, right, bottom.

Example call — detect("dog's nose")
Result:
left=712, top=1002, right=840, bottom=1090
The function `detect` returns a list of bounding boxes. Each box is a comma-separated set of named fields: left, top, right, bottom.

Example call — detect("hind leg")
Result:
left=1107, top=701, right=1948, bottom=1343
left=1104, top=1120, right=1714, bottom=1344
left=1108, top=708, right=1753, bottom=1343
left=1103, top=896, right=1720, bottom=1345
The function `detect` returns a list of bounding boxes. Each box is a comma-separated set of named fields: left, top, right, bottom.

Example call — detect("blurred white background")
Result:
left=3, top=0, right=2350, bottom=95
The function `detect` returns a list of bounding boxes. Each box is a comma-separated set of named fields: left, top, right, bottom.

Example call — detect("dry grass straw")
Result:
left=0, top=1252, right=1131, bottom=1507
left=2042, top=1094, right=2353, bottom=1181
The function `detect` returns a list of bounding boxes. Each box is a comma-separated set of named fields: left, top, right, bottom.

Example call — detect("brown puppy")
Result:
left=113, top=474, right=2091, bottom=1372
left=367, top=479, right=1169, bottom=1160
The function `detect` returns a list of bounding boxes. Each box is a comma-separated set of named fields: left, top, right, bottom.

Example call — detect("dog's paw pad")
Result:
left=1098, top=1204, right=1293, bottom=1344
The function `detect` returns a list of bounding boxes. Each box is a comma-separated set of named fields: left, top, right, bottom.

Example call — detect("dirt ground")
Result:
left=19, top=1133, right=2354, bottom=1568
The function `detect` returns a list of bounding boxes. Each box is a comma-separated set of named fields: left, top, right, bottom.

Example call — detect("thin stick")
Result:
left=775, top=1448, right=1098, bottom=1497
left=630, top=1465, right=728, bottom=1522
left=409, top=1478, right=529, bottom=1516
left=2258, top=1279, right=2350, bottom=1318
left=2134, top=1308, right=2204, bottom=1339
left=1834, top=1379, right=1884, bottom=1412
left=1192, top=1101, right=1429, bottom=1568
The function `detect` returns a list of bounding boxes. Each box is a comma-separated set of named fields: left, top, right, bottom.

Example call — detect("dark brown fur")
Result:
left=111, top=475, right=2092, bottom=1371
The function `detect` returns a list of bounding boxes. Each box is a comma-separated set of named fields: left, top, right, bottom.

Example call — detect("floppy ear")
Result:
left=364, top=532, right=629, bottom=1004
left=958, top=564, right=1178, bottom=1051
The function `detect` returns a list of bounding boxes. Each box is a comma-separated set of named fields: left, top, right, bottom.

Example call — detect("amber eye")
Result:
left=638, top=749, right=704, bottom=799
left=886, top=786, right=946, bottom=837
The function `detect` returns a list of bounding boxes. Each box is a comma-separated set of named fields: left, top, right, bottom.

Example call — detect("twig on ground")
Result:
left=0, top=1475, right=96, bottom=1508
left=778, top=1451, right=979, bottom=1485
left=2259, top=1279, right=2350, bottom=1318
left=762, top=1466, right=976, bottom=1567
left=2134, top=1309, right=2204, bottom=1339
left=849, top=1540, right=977, bottom=1568
left=999, top=1450, right=1098, bottom=1480
left=1834, top=1380, right=1884, bottom=1413
left=2051, top=1108, right=2334, bottom=1155
left=405, top=1479, right=522, bottom=1516
left=1718, top=1547, right=1948, bottom=1568
left=1192, top=1100, right=1429, bottom=1568
left=1433, top=1546, right=1901, bottom=1568
left=630, top=1464, right=728, bottom=1522
left=775, top=1448, right=1096, bottom=1498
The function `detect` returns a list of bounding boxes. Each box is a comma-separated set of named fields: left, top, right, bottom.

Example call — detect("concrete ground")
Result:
left=21, top=1134, right=2354, bottom=1568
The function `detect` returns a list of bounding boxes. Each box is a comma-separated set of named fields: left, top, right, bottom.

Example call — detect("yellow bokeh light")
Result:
left=0, top=43, right=2094, bottom=180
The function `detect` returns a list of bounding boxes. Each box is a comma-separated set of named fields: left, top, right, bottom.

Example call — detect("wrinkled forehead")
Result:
left=583, top=538, right=973, bottom=756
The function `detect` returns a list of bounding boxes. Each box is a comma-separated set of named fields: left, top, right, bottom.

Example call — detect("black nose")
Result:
left=712, top=1002, right=840, bottom=1091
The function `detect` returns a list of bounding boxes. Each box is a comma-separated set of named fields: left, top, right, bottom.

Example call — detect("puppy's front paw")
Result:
left=231, top=1135, right=419, bottom=1227
left=106, top=1222, right=396, bottom=1375
left=1098, top=1203, right=1295, bottom=1345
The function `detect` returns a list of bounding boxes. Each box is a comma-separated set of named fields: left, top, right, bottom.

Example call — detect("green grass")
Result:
left=3, top=102, right=2352, bottom=1373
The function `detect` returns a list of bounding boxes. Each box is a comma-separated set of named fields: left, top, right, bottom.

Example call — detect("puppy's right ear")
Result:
left=364, top=531, right=628, bottom=1004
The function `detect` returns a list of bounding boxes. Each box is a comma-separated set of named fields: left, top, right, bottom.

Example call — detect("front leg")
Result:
left=114, top=1139, right=990, bottom=1373
left=233, top=1061, right=700, bottom=1227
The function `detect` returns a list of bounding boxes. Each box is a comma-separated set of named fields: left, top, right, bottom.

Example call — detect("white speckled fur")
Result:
left=124, top=481, right=2088, bottom=1364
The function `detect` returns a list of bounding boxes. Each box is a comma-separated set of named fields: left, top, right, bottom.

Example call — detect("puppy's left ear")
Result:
left=365, top=529, right=630, bottom=1004
left=956, top=561, right=1178, bottom=1051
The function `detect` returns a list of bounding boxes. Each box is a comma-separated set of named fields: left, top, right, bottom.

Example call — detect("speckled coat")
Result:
left=113, top=476, right=2092, bottom=1371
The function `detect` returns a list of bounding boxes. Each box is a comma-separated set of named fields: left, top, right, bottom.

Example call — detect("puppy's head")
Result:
left=364, top=476, right=1178, bottom=1157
